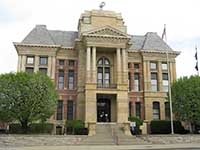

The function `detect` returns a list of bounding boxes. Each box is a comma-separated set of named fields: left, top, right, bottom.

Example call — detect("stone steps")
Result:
left=79, top=123, right=150, bottom=145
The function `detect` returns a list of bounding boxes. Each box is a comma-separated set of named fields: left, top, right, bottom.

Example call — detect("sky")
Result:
left=0, top=0, right=200, bottom=78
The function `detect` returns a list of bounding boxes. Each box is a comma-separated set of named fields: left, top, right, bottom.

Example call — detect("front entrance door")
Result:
left=97, top=99, right=111, bottom=122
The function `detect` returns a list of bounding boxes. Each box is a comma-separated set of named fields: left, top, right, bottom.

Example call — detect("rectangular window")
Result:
left=128, top=72, right=131, bottom=91
left=40, top=57, right=48, bottom=65
left=135, top=102, right=141, bottom=118
left=97, top=67, right=103, bottom=87
left=104, top=67, right=110, bottom=87
left=26, top=56, right=34, bottom=64
left=150, top=62, right=157, bottom=70
left=58, top=70, right=64, bottom=89
left=26, top=67, right=34, bottom=73
left=162, top=62, right=168, bottom=70
left=162, top=73, right=169, bottom=92
left=59, top=60, right=65, bottom=66
left=69, top=60, right=75, bottom=67
left=134, top=73, right=140, bottom=91
left=134, top=64, right=139, bottom=69
left=68, top=70, right=74, bottom=90
left=67, top=100, right=74, bottom=120
left=39, top=68, right=47, bottom=75
left=153, top=102, right=160, bottom=120
left=151, top=73, right=158, bottom=91
left=129, top=102, right=132, bottom=117
left=57, top=100, right=63, bottom=120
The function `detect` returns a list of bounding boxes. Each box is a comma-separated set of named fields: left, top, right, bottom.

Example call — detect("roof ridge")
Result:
left=46, top=29, right=56, bottom=45
left=141, top=33, right=148, bottom=49
left=48, top=30, right=77, bottom=33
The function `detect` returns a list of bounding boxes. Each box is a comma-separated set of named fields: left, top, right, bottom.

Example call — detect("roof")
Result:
left=22, top=25, right=78, bottom=47
left=20, top=25, right=173, bottom=50
left=129, top=32, right=172, bottom=51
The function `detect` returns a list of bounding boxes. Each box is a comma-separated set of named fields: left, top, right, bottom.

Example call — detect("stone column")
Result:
left=47, top=56, right=52, bottom=77
left=122, top=49, right=127, bottom=83
left=86, top=47, right=91, bottom=83
left=158, top=62, right=162, bottom=91
left=172, top=62, right=176, bottom=82
left=116, top=48, right=121, bottom=84
left=21, top=55, right=26, bottom=72
left=143, top=61, right=150, bottom=91
left=17, top=55, right=22, bottom=72
left=117, top=98, right=128, bottom=123
left=92, top=47, right=96, bottom=83
left=34, top=56, right=39, bottom=73
left=169, top=62, right=173, bottom=83
left=51, top=56, right=56, bottom=79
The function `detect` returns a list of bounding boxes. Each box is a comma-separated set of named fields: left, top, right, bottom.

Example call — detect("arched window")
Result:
left=153, top=102, right=160, bottom=120
left=97, top=57, right=110, bottom=87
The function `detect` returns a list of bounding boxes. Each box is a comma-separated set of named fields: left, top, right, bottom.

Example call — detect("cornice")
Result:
left=82, top=34, right=130, bottom=40
left=13, top=42, right=74, bottom=50
left=128, top=49, right=181, bottom=55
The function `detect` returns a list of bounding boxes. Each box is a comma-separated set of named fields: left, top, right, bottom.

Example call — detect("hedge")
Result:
left=65, top=120, right=88, bottom=135
left=9, top=123, right=54, bottom=134
left=150, top=120, right=188, bottom=134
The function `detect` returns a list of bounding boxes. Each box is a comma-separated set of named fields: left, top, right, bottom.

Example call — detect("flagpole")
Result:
left=163, top=24, right=174, bottom=134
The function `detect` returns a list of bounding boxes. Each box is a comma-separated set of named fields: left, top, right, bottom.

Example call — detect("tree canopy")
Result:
left=171, top=76, right=200, bottom=131
left=0, top=72, right=58, bottom=131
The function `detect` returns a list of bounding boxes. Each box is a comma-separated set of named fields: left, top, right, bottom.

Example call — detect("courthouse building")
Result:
left=14, top=9, right=180, bottom=135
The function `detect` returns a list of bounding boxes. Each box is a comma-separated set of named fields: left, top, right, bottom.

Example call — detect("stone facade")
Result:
left=14, top=9, right=180, bottom=135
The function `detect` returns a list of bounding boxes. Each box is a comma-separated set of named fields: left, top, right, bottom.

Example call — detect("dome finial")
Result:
left=99, top=2, right=106, bottom=10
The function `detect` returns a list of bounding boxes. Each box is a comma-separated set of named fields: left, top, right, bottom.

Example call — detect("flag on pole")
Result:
left=162, top=24, right=166, bottom=40
left=195, top=46, right=198, bottom=71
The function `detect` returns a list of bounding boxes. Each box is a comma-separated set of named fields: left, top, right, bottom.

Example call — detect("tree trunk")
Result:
left=20, top=120, right=29, bottom=133
left=189, top=122, right=192, bottom=133
left=189, top=122, right=195, bottom=133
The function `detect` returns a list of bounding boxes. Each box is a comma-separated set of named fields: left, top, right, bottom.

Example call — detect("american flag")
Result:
left=195, top=46, right=198, bottom=71
left=162, top=24, right=166, bottom=40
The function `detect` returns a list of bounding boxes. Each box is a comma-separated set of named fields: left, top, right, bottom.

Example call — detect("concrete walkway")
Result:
left=1, top=144, right=200, bottom=150
left=0, top=144, right=200, bottom=150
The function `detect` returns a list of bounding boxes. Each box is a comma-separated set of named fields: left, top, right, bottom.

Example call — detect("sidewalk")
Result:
left=2, top=143, right=200, bottom=150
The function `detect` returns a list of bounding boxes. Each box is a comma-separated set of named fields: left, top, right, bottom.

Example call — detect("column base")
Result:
left=87, top=122, right=96, bottom=136
left=123, top=122, right=132, bottom=136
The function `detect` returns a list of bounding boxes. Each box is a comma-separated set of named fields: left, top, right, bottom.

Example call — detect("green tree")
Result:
left=171, top=76, right=200, bottom=132
left=0, top=72, right=58, bottom=132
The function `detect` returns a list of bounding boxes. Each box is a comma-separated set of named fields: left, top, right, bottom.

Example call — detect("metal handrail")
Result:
left=112, top=128, right=119, bottom=145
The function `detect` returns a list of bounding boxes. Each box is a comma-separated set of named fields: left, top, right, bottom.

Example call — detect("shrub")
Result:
left=9, top=123, right=54, bottom=134
left=128, top=116, right=143, bottom=135
left=65, top=120, right=88, bottom=135
left=150, top=120, right=188, bottom=134
left=9, top=123, right=22, bottom=134
left=128, top=116, right=143, bottom=127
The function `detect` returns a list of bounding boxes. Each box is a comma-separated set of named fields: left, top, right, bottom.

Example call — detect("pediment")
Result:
left=82, top=26, right=129, bottom=38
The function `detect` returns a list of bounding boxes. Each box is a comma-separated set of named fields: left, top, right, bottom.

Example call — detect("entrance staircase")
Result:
left=79, top=123, right=150, bottom=145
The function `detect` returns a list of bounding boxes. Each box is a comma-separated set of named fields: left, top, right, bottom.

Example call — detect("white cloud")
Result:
left=0, top=0, right=200, bottom=77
